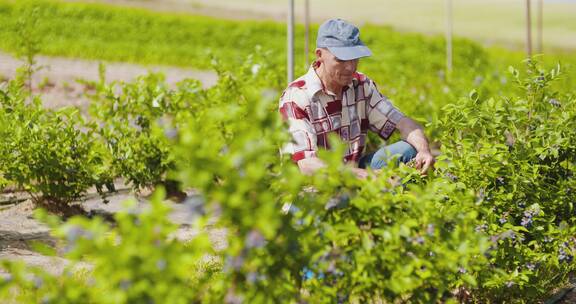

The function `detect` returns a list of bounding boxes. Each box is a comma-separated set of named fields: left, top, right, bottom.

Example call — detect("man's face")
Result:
left=316, top=48, right=359, bottom=88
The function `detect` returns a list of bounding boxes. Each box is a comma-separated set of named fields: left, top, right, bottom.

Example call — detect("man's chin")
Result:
left=340, top=78, right=353, bottom=86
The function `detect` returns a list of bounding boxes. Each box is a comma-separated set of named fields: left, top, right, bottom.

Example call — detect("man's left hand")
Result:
left=414, top=151, right=435, bottom=175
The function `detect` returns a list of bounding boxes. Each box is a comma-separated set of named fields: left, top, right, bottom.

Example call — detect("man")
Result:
left=279, top=18, right=435, bottom=178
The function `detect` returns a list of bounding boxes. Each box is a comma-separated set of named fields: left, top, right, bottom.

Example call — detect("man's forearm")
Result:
left=297, top=157, right=327, bottom=175
left=397, top=117, right=430, bottom=153
left=297, top=157, right=370, bottom=179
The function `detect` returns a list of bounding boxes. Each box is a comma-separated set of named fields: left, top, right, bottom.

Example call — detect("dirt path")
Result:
left=0, top=52, right=218, bottom=108
left=0, top=191, right=225, bottom=278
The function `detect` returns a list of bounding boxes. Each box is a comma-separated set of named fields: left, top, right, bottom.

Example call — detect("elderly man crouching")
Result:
left=279, top=18, right=435, bottom=178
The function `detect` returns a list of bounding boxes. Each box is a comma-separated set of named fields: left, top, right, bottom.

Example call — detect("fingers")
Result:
left=415, top=154, right=435, bottom=175
left=420, top=160, right=431, bottom=174
left=415, top=159, right=423, bottom=170
left=413, top=155, right=425, bottom=170
left=420, top=157, right=436, bottom=174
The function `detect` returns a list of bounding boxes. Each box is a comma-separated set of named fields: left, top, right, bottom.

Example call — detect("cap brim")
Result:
left=327, top=45, right=372, bottom=60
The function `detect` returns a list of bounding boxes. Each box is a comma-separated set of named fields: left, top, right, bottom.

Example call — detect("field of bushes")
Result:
left=0, top=0, right=575, bottom=303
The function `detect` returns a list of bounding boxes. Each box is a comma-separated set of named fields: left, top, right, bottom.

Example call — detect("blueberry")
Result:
left=119, top=279, right=131, bottom=290
left=156, top=259, right=167, bottom=271
left=33, top=276, right=43, bottom=289
left=520, top=217, right=533, bottom=228
left=549, top=99, right=561, bottom=107
left=445, top=172, right=458, bottom=182
left=558, top=245, right=574, bottom=264
left=245, top=229, right=266, bottom=249
left=415, top=236, right=425, bottom=245
left=426, top=224, right=435, bottom=236
left=475, top=224, right=487, bottom=232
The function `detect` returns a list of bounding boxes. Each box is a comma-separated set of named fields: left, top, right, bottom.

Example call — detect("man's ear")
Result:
left=315, top=48, right=323, bottom=61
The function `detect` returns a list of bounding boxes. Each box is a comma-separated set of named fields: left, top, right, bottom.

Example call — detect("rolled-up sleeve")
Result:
left=365, top=80, right=405, bottom=140
left=279, top=88, right=318, bottom=162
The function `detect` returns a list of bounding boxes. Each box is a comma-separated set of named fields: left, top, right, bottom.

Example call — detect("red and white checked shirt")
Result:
left=279, top=63, right=405, bottom=163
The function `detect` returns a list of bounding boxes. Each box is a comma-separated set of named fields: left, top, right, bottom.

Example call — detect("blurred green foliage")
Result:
left=0, top=58, right=490, bottom=302
left=0, top=0, right=574, bottom=303
left=0, top=55, right=574, bottom=303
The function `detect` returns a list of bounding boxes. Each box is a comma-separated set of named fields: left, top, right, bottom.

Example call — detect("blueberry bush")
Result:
left=436, top=60, right=576, bottom=302
left=1, top=57, right=573, bottom=302
left=0, top=74, right=113, bottom=212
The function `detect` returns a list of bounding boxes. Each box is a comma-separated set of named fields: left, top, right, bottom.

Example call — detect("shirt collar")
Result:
left=302, top=62, right=324, bottom=98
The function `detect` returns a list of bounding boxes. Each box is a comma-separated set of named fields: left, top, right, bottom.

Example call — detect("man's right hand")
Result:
left=350, top=167, right=369, bottom=179
left=299, top=158, right=372, bottom=180
left=414, top=151, right=435, bottom=175
left=297, top=157, right=327, bottom=175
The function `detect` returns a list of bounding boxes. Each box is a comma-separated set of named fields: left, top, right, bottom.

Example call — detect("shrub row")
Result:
left=0, top=58, right=574, bottom=303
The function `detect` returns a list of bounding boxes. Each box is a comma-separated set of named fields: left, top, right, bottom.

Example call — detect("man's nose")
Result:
left=344, top=60, right=358, bottom=72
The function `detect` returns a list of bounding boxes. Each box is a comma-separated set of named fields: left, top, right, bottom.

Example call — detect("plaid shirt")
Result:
left=279, top=63, right=405, bottom=163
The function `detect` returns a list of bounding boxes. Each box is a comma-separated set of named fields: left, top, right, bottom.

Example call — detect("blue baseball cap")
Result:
left=316, top=18, right=372, bottom=60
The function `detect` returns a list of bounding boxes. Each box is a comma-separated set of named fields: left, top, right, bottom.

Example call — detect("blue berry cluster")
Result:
left=520, top=209, right=538, bottom=228
left=558, top=242, right=574, bottom=264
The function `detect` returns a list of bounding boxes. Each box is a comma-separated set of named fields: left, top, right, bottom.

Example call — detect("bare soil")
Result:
left=0, top=190, right=225, bottom=278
